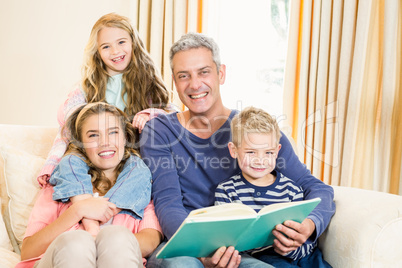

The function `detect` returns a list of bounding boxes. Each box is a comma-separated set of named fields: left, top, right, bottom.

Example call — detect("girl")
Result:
left=38, top=12, right=171, bottom=186
left=17, top=102, right=163, bottom=268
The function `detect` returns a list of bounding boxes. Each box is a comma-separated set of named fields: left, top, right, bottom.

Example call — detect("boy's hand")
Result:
left=132, top=113, right=151, bottom=133
left=199, top=246, right=241, bottom=268
left=272, top=218, right=315, bottom=255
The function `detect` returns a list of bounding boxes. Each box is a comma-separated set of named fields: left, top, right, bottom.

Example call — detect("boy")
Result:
left=215, top=106, right=331, bottom=267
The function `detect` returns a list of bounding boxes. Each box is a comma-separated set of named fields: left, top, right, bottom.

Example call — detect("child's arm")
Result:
left=50, top=154, right=94, bottom=202
left=132, top=103, right=179, bottom=133
left=37, top=87, right=86, bottom=187
left=132, top=108, right=166, bottom=133
left=104, top=155, right=152, bottom=219
left=214, top=181, right=234, bottom=205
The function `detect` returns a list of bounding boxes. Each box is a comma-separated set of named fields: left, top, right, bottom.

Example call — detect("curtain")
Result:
left=283, top=0, right=402, bottom=195
left=129, top=0, right=205, bottom=110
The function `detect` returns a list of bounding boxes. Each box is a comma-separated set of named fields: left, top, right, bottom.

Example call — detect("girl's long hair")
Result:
left=62, top=102, right=139, bottom=195
left=82, top=13, right=170, bottom=118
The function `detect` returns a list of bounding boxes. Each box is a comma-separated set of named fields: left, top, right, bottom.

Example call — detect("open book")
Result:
left=156, top=198, right=321, bottom=259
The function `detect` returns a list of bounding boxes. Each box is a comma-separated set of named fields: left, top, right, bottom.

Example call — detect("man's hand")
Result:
left=272, top=218, right=315, bottom=255
left=199, top=246, right=241, bottom=268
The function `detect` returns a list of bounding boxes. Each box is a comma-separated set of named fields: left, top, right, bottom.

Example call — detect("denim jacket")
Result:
left=49, top=154, right=152, bottom=219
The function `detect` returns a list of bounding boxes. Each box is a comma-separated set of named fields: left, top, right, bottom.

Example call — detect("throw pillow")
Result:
left=0, top=145, right=43, bottom=245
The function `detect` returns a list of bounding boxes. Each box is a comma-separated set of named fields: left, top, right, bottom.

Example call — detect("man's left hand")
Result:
left=272, top=218, right=315, bottom=255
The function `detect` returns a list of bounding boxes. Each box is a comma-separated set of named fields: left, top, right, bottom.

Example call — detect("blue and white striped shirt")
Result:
left=214, top=171, right=317, bottom=261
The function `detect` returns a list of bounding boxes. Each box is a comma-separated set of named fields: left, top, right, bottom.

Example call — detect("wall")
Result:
left=0, top=0, right=133, bottom=126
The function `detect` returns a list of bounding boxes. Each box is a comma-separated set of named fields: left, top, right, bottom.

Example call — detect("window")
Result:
left=205, top=0, right=290, bottom=121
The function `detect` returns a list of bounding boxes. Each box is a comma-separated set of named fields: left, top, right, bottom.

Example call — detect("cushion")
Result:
left=0, top=199, right=13, bottom=251
left=0, top=247, right=20, bottom=267
left=0, top=145, right=43, bottom=245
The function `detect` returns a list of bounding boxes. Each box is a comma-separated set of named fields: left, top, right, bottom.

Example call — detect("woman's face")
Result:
left=97, top=27, right=133, bottom=76
left=81, top=112, right=126, bottom=178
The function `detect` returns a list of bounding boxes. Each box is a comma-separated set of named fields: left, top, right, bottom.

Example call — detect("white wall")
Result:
left=0, top=0, right=133, bottom=126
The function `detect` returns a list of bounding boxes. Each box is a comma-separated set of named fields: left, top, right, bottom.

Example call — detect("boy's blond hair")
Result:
left=231, top=106, right=281, bottom=146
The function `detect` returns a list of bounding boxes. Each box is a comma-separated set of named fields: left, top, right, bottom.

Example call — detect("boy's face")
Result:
left=228, top=132, right=281, bottom=184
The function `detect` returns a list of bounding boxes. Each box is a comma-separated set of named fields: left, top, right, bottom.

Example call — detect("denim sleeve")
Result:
left=49, top=154, right=93, bottom=202
left=105, top=155, right=152, bottom=220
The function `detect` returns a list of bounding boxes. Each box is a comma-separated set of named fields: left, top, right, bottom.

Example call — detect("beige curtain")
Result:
left=129, top=0, right=205, bottom=110
left=283, top=0, right=402, bottom=195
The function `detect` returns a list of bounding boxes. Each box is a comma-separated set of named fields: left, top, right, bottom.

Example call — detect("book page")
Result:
left=188, top=203, right=257, bottom=220
left=258, top=198, right=321, bottom=215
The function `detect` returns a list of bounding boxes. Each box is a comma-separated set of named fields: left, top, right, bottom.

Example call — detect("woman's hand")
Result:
left=73, top=197, right=118, bottom=224
left=132, top=113, right=150, bottom=133
left=199, top=246, right=241, bottom=268
left=272, top=218, right=315, bottom=255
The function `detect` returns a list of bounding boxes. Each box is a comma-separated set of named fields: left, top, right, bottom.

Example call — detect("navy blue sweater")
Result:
left=140, top=111, right=335, bottom=240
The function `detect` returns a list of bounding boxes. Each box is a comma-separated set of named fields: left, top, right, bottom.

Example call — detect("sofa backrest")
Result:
left=0, top=124, right=58, bottom=252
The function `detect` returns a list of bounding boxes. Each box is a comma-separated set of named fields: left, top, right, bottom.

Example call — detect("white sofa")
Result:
left=0, top=124, right=401, bottom=267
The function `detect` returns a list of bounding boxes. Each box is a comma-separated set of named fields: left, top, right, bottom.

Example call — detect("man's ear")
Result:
left=228, top=142, right=237, bottom=159
left=219, top=64, right=226, bottom=85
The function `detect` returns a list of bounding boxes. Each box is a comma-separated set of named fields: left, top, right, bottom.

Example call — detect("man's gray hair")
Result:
left=169, top=32, right=221, bottom=71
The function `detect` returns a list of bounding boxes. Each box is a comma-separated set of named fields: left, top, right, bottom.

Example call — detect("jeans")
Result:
left=146, top=242, right=274, bottom=268
left=35, top=226, right=142, bottom=268
left=50, top=154, right=152, bottom=219
left=255, top=247, right=332, bottom=268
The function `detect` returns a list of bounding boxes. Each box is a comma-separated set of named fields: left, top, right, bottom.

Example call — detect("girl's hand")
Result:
left=132, top=113, right=151, bottom=133
left=272, top=218, right=315, bottom=255
left=74, top=197, right=118, bottom=224
left=38, top=175, right=50, bottom=188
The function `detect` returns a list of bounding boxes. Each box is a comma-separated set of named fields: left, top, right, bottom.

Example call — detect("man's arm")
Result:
left=277, top=132, right=335, bottom=239
left=140, top=121, right=188, bottom=239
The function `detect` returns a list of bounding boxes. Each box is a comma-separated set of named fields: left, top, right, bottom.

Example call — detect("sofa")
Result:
left=0, top=124, right=401, bottom=267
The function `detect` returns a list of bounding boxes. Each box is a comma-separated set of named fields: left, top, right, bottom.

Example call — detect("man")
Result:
left=140, top=33, right=335, bottom=268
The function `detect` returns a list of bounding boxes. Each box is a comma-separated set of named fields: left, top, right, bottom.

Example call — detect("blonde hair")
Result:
left=63, top=102, right=139, bottom=195
left=82, top=13, right=170, bottom=117
left=231, top=106, right=281, bottom=147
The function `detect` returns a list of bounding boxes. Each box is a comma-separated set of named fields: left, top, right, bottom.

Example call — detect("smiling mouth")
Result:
left=112, top=56, right=124, bottom=62
left=190, top=92, right=208, bottom=99
left=99, top=151, right=115, bottom=157
left=251, top=167, right=267, bottom=171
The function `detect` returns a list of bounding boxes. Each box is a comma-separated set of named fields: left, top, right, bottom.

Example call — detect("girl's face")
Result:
left=97, top=27, right=132, bottom=76
left=81, top=112, right=126, bottom=179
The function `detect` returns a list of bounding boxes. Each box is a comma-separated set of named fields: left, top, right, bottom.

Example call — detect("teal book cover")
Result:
left=156, top=198, right=321, bottom=258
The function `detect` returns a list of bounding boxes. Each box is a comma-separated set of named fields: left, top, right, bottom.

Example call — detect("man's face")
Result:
left=172, top=47, right=226, bottom=116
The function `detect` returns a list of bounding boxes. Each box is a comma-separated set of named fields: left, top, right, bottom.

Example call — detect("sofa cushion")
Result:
left=0, top=145, right=43, bottom=247
left=0, top=199, right=13, bottom=251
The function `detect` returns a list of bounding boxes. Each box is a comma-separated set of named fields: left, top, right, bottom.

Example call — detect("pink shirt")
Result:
left=16, top=187, right=162, bottom=268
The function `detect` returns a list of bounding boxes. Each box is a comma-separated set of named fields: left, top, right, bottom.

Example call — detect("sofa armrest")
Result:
left=318, top=186, right=402, bottom=268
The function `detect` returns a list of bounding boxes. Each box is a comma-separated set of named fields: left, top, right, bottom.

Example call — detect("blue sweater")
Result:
left=140, top=111, right=335, bottom=240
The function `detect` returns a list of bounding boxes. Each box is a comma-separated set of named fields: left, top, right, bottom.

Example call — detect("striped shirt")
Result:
left=214, top=171, right=317, bottom=261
